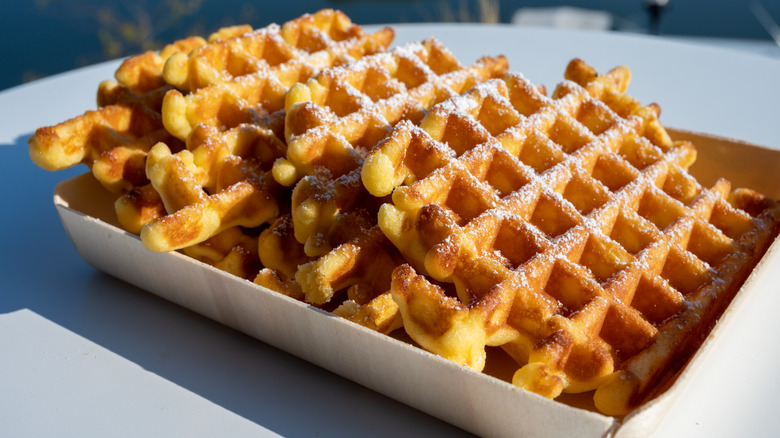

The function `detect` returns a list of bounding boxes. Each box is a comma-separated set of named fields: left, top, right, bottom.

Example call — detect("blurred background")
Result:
left=1, top=0, right=779, bottom=91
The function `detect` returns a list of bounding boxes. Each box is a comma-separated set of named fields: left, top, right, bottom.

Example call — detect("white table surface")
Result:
left=2, top=24, right=780, bottom=437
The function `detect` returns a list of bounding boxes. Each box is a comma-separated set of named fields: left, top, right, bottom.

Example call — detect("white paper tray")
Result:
left=53, top=129, right=780, bottom=438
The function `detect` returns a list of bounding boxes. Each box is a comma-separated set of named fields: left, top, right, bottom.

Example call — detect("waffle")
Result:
left=114, top=34, right=209, bottom=95
left=254, top=214, right=309, bottom=300
left=134, top=15, right=392, bottom=252
left=135, top=11, right=393, bottom=250
left=113, top=109, right=287, bottom=234
left=300, top=220, right=402, bottom=334
left=137, top=137, right=286, bottom=252
left=29, top=9, right=391, bottom=194
left=253, top=211, right=402, bottom=334
left=86, top=27, right=252, bottom=193
left=278, top=38, right=508, bottom=276
left=27, top=33, right=210, bottom=191
left=275, top=38, right=509, bottom=187
left=29, top=85, right=166, bottom=176
left=182, top=226, right=261, bottom=280
left=267, top=37, right=506, bottom=320
left=161, top=9, right=394, bottom=140
left=376, top=59, right=780, bottom=414
left=253, top=158, right=402, bottom=331
left=33, top=9, right=388, bottom=250
left=279, top=170, right=399, bottom=301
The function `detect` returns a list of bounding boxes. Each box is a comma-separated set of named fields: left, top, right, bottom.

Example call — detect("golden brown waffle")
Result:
left=290, top=167, right=388, bottom=256
left=285, top=167, right=403, bottom=328
left=253, top=211, right=401, bottom=334
left=261, top=37, right=506, bottom=322
left=113, top=111, right=288, bottom=234
left=30, top=9, right=392, bottom=248
left=29, top=29, right=215, bottom=192
left=275, top=38, right=509, bottom=187
left=161, top=9, right=394, bottom=140
left=163, top=11, right=360, bottom=92
left=278, top=38, right=508, bottom=287
left=138, top=138, right=286, bottom=252
left=29, top=90, right=165, bottom=173
left=28, top=10, right=390, bottom=194
left=255, top=214, right=310, bottom=300
left=281, top=168, right=400, bottom=303
left=258, top=159, right=403, bottom=331
left=182, top=226, right=261, bottom=280
left=114, top=35, right=208, bottom=95
left=295, top=214, right=402, bottom=333
left=144, top=11, right=394, bottom=251
left=377, top=59, right=780, bottom=414
left=86, top=27, right=250, bottom=192
left=293, top=209, right=398, bottom=305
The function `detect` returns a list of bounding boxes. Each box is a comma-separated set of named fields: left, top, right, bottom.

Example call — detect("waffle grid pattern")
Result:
left=276, top=38, right=508, bottom=186
left=377, top=62, right=780, bottom=414
left=161, top=10, right=395, bottom=141
left=276, top=39, right=507, bottom=317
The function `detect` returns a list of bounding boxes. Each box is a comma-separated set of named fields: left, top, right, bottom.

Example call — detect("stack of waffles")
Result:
left=29, top=9, right=780, bottom=415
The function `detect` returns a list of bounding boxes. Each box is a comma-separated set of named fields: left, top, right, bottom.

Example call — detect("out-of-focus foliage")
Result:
left=95, top=0, right=208, bottom=58
left=437, top=0, right=499, bottom=23
left=37, top=0, right=501, bottom=61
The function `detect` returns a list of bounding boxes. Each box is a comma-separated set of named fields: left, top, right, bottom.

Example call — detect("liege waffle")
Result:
left=161, top=9, right=394, bottom=140
left=182, top=225, right=261, bottom=280
left=113, top=108, right=288, bottom=235
left=280, top=168, right=401, bottom=309
left=253, top=210, right=402, bottom=334
left=375, top=59, right=780, bottom=414
left=28, top=33, right=209, bottom=192
left=137, top=136, right=286, bottom=253
left=127, top=9, right=394, bottom=253
left=278, top=38, right=508, bottom=274
left=86, top=26, right=248, bottom=192
left=275, top=37, right=509, bottom=187
left=271, top=39, right=507, bottom=328
left=132, top=12, right=394, bottom=252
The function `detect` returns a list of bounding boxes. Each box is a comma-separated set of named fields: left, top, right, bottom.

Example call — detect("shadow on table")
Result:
left=77, top=266, right=473, bottom=437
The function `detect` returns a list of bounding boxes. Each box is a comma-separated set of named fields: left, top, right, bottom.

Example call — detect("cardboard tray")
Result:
left=52, top=129, right=780, bottom=438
